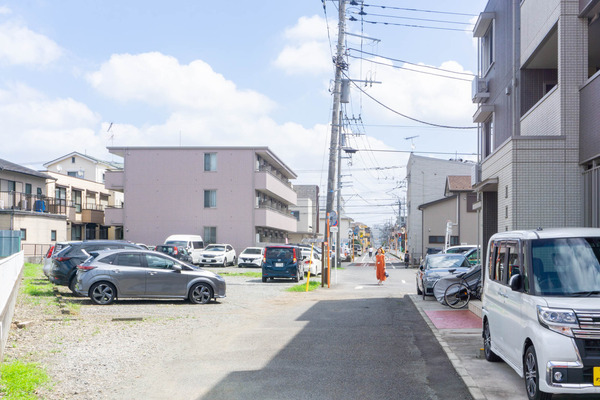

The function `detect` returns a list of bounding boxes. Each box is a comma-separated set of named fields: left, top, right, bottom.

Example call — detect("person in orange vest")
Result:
left=375, top=247, right=387, bottom=285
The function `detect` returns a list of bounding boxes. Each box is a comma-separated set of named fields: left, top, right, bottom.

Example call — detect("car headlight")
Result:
left=537, top=306, right=578, bottom=337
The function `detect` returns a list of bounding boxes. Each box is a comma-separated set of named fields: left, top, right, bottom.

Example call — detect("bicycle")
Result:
left=443, top=270, right=481, bottom=309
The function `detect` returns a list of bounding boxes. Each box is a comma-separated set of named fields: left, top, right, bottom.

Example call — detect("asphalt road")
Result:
left=113, top=258, right=474, bottom=400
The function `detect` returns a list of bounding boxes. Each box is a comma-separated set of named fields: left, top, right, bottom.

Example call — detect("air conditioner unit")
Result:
left=471, top=163, right=482, bottom=186
left=472, top=78, right=489, bottom=103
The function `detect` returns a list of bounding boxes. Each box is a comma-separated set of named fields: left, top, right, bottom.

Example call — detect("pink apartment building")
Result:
left=104, top=146, right=299, bottom=251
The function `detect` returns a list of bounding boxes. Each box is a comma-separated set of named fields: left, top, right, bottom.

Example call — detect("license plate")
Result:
left=275, top=262, right=284, bottom=267
left=594, top=367, right=600, bottom=386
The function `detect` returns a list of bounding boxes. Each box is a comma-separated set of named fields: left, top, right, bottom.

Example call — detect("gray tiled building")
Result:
left=472, top=0, right=600, bottom=254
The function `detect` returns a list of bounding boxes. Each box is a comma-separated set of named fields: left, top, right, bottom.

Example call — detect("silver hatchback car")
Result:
left=74, top=249, right=226, bottom=305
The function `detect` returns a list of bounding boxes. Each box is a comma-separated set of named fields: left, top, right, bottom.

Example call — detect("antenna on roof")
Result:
left=404, top=135, right=419, bottom=151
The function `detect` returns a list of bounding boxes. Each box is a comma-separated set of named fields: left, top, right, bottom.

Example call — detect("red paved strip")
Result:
left=425, top=310, right=482, bottom=329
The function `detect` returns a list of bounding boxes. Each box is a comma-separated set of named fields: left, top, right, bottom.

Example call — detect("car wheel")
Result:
left=262, top=276, right=267, bottom=283
left=524, top=344, right=552, bottom=400
left=69, top=276, right=84, bottom=297
left=416, top=281, right=423, bottom=295
left=294, top=270, right=299, bottom=282
left=422, top=284, right=426, bottom=300
left=483, top=320, right=501, bottom=362
left=90, top=282, right=117, bottom=305
left=222, top=258, right=227, bottom=267
left=189, top=282, right=213, bottom=304
left=231, top=256, right=236, bottom=266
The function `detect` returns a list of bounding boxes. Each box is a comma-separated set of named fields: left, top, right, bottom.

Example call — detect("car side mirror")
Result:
left=172, top=264, right=182, bottom=272
left=509, top=274, right=522, bottom=291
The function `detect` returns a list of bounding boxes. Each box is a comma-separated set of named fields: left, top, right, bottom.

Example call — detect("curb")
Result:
left=408, top=295, right=487, bottom=400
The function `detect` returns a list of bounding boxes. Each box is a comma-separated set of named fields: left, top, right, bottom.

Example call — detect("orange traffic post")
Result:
left=305, top=244, right=314, bottom=292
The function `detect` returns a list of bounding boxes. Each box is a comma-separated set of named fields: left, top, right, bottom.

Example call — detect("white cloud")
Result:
left=356, top=58, right=477, bottom=127
left=0, top=21, right=62, bottom=66
left=0, top=83, right=102, bottom=166
left=273, top=15, right=331, bottom=76
left=87, top=52, right=274, bottom=116
left=0, top=6, right=11, bottom=15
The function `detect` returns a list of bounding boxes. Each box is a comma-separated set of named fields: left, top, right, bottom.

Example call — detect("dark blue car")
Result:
left=261, top=245, right=305, bottom=282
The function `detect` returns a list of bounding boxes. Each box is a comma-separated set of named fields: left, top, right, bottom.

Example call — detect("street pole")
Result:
left=336, top=110, right=342, bottom=271
left=325, top=0, right=346, bottom=281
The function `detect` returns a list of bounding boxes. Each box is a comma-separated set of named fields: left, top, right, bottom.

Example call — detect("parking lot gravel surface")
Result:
left=4, top=267, right=299, bottom=400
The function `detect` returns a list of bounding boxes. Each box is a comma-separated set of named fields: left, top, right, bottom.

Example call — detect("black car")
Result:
left=49, top=240, right=143, bottom=293
left=155, top=245, right=193, bottom=263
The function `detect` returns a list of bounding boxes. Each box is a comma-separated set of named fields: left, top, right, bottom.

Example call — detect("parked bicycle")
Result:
left=432, top=265, right=481, bottom=309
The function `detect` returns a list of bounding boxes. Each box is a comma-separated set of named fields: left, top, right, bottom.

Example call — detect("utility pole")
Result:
left=325, top=0, right=346, bottom=283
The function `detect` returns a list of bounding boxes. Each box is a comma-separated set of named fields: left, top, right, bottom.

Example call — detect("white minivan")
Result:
left=482, top=228, right=600, bottom=400
left=164, top=234, right=204, bottom=265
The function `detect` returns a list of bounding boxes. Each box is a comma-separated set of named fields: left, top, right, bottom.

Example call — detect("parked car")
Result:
left=301, top=248, right=322, bottom=276
left=48, top=240, right=144, bottom=293
left=198, top=244, right=236, bottom=267
left=164, top=234, right=204, bottom=264
left=42, top=241, right=76, bottom=278
left=262, top=245, right=304, bottom=282
left=237, top=247, right=264, bottom=268
left=416, top=253, right=471, bottom=298
left=155, top=245, right=193, bottom=264
left=463, top=247, right=480, bottom=266
left=482, top=228, right=600, bottom=400
left=74, top=249, right=226, bottom=305
left=444, top=245, right=478, bottom=254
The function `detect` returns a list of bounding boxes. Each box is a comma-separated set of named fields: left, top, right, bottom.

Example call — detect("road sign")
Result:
left=330, top=226, right=338, bottom=233
left=329, top=211, right=338, bottom=227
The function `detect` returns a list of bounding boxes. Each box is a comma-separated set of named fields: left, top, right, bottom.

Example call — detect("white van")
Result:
left=164, top=234, right=204, bottom=265
left=482, top=228, right=600, bottom=400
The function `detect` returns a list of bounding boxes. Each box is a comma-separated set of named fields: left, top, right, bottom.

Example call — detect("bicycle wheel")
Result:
left=444, top=282, right=470, bottom=309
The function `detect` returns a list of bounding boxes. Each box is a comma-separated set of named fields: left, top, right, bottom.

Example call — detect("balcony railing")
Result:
left=257, top=165, right=292, bottom=188
left=0, top=191, right=72, bottom=215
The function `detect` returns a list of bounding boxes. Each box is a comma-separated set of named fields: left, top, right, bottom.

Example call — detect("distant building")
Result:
left=0, top=158, right=64, bottom=260
left=405, top=154, right=475, bottom=261
left=418, top=176, right=478, bottom=254
left=104, top=146, right=298, bottom=251
left=288, top=185, right=319, bottom=244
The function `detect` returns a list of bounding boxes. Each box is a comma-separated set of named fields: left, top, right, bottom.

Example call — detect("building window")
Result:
left=481, top=21, right=494, bottom=73
left=204, top=153, right=217, bottom=172
left=71, top=157, right=75, bottom=163
left=429, top=236, right=445, bottom=244
left=25, top=183, right=32, bottom=195
left=68, top=171, right=78, bottom=177
left=71, top=225, right=82, bottom=240
left=204, top=226, right=217, bottom=244
left=7, top=180, right=15, bottom=192
left=505, top=206, right=509, bottom=219
left=505, top=185, right=508, bottom=199
left=483, top=117, right=494, bottom=157
left=466, top=193, right=477, bottom=212
left=291, top=210, right=300, bottom=221
left=73, top=190, right=82, bottom=212
left=99, top=226, right=108, bottom=240
left=51, top=230, right=57, bottom=241
left=204, top=190, right=216, bottom=208
left=37, top=187, right=42, bottom=196
left=20, top=229, right=26, bottom=241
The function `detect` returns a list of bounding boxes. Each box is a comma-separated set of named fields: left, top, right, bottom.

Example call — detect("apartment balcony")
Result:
left=520, top=86, right=560, bottom=137
left=255, top=170, right=297, bottom=205
left=0, top=191, right=74, bottom=220
left=105, top=170, right=124, bottom=191
left=81, top=204, right=104, bottom=225
left=105, top=206, right=124, bottom=226
left=254, top=205, right=297, bottom=232
left=580, top=72, right=600, bottom=162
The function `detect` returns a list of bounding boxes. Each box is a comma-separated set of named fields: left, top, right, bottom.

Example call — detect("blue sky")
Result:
left=0, top=0, right=487, bottom=229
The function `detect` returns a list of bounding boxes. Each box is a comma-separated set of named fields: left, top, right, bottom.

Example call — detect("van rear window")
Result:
left=266, top=248, right=294, bottom=260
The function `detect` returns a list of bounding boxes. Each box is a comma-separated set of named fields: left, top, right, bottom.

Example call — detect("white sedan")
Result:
left=301, top=248, right=322, bottom=276
left=238, top=247, right=264, bottom=268
left=198, top=244, right=236, bottom=267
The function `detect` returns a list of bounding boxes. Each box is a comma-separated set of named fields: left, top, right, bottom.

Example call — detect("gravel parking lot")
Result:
left=4, top=266, right=310, bottom=399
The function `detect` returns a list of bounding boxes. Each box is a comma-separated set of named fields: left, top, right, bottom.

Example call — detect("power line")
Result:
left=347, top=48, right=475, bottom=77
left=347, top=54, right=472, bottom=82
left=349, top=11, right=474, bottom=26
left=361, top=3, right=478, bottom=18
left=352, top=18, right=471, bottom=32
left=343, top=71, right=477, bottom=130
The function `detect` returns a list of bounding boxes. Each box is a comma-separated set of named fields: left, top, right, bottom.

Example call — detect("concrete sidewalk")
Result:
left=409, top=295, right=527, bottom=400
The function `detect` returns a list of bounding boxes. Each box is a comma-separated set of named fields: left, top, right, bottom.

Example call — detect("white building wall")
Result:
left=520, top=0, right=561, bottom=64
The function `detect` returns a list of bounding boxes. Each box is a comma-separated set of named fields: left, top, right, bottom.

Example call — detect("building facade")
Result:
left=288, top=185, right=319, bottom=244
left=472, top=0, right=600, bottom=255
left=104, top=146, right=298, bottom=252
left=405, top=154, right=475, bottom=261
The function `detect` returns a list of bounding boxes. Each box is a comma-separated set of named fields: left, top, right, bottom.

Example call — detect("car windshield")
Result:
left=426, top=255, right=468, bottom=269
left=165, top=240, right=187, bottom=247
left=242, top=248, right=262, bottom=255
left=205, top=245, right=225, bottom=252
left=531, top=237, right=600, bottom=296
